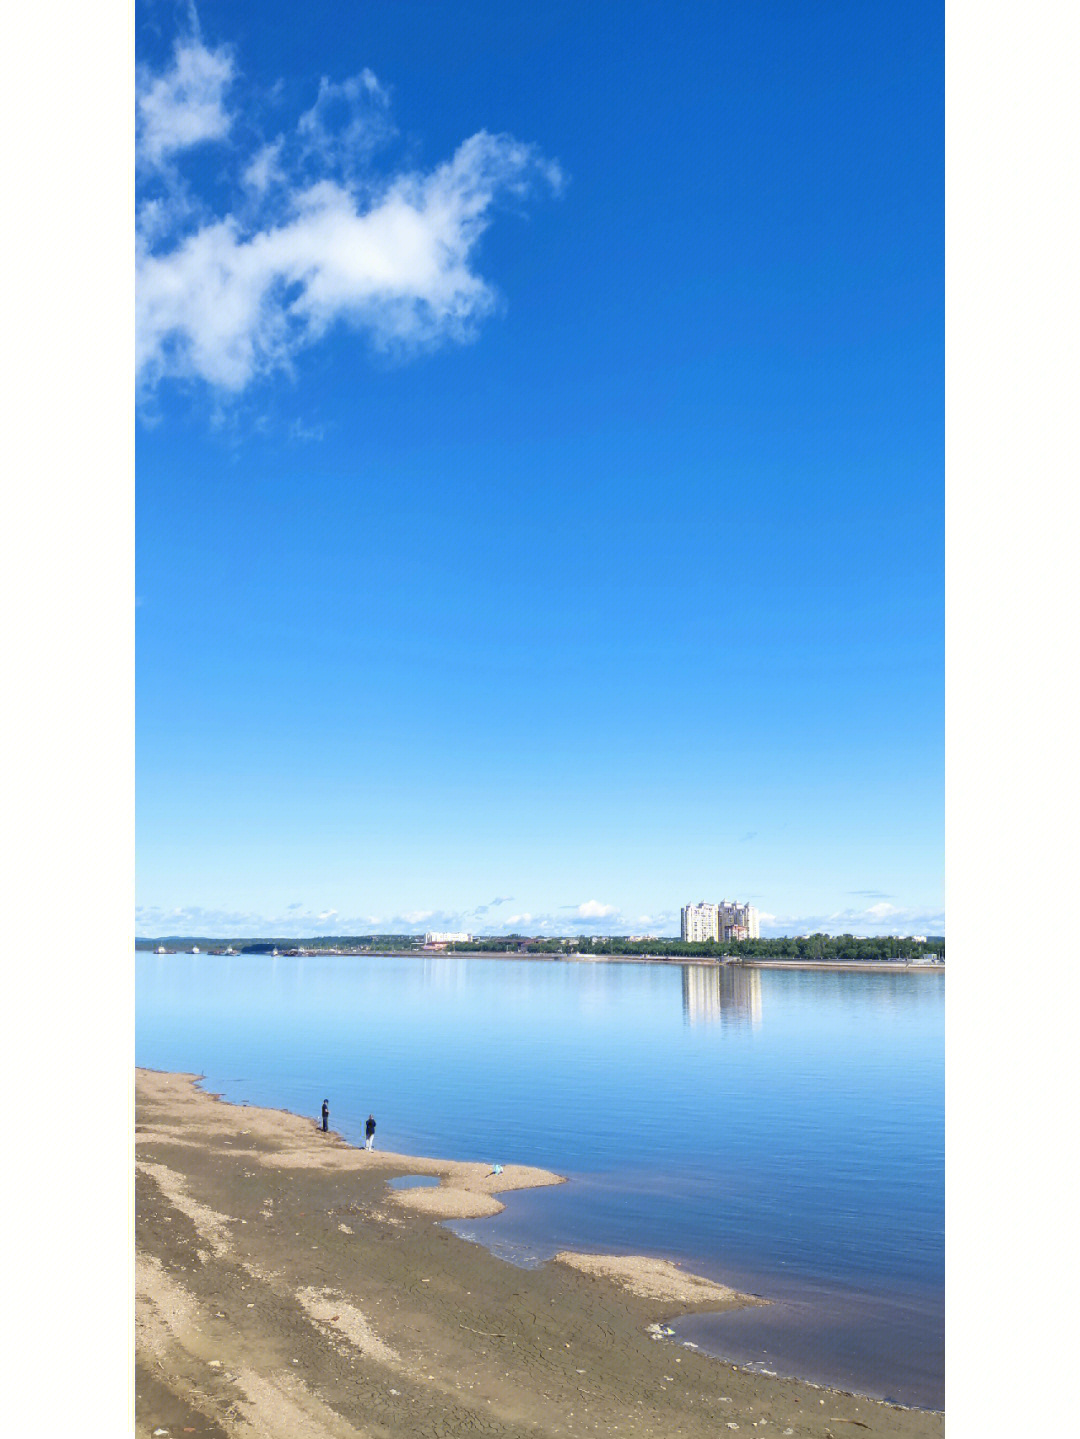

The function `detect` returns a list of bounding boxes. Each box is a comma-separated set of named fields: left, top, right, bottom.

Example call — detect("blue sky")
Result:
left=135, top=0, right=943, bottom=939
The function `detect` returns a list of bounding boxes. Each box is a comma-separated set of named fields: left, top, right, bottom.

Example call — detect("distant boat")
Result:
left=271, top=947, right=279, bottom=956
left=155, top=945, right=166, bottom=954
left=191, top=945, right=200, bottom=954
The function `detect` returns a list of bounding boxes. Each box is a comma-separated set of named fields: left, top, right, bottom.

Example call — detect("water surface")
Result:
left=136, top=953, right=943, bottom=1407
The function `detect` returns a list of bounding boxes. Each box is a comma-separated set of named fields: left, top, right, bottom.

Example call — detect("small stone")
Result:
left=207, top=1360, right=221, bottom=1368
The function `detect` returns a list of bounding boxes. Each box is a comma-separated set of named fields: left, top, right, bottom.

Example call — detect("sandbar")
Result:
left=136, top=1068, right=943, bottom=1438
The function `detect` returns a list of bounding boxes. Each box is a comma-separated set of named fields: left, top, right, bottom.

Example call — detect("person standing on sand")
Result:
left=321, top=1099, right=329, bottom=1133
left=365, top=1114, right=376, bottom=1150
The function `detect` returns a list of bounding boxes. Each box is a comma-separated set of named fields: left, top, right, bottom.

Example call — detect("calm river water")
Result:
left=135, top=953, right=944, bottom=1409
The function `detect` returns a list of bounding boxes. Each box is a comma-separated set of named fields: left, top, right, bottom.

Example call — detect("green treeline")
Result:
left=136, top=933, right=943, bottom=961
left=448, top=934, right=943, bottom=961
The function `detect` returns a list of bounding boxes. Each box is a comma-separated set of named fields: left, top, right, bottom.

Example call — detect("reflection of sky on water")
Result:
left=136, top=952, right=942, bottom=1408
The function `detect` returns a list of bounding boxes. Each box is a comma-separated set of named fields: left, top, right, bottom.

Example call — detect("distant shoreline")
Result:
left=402, top=952, right=943, bottom=972
left=731, top=958, right=943, bottom=972
left=139, top=946, right=941, bottom=972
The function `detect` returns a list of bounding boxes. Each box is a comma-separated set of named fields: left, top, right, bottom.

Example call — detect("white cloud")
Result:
left=756, top=904, right=944, bottom=938
left=137, top=35, right=235, bottom=167
left=136, top=35, right=560, bottom=398
left=297, top=71, right=395, bottom=176
left=576, top=900, right=616, bottom=919
left=137, top=901, right=691, bottom=940
left=243, top=139, right=286, bottom=196
left=864, top=901, right=900, bottom=919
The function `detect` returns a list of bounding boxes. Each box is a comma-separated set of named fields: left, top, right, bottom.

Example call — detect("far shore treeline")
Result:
left=136, top=933, right=944, bottom=961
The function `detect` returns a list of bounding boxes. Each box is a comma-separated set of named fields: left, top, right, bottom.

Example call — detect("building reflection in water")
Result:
left=420, top=956, right=467, bottom=992
left=681, top=963, right=762, bottom=1028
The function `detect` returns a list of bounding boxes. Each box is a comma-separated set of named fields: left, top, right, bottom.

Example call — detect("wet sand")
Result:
left=136, top=1069, right=944, bottom=1438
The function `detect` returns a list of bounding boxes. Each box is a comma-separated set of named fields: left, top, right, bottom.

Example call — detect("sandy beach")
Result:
left=136, top=1069, right=943, bottom=1438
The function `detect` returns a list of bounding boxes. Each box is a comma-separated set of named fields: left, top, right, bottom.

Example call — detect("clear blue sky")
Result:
left=135, top=0, right=943, bottom=939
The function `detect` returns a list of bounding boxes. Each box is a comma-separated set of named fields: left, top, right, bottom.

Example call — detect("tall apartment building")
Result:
left=681, top=902, right=720, bottom=942
left=718, top=900, right=760, bottom=941
left=681, top=900, right=760, bottom=942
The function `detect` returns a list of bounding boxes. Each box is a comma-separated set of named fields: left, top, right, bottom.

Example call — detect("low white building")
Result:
left=424, top=931, right=473, bottom=945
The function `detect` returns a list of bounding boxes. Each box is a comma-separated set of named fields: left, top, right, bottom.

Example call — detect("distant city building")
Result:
left=718, top=900, right=760, bottom=940
left=681, top=902, right=720, bottom=942
left=424, top=931, right=472, bottom=945
left=681, top=900, right=760, bottom=942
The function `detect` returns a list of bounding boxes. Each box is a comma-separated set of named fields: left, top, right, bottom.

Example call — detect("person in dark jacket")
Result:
left=321, top=1099, right=329, bottom=1133
left=364, top=1113, right=376, bottom=1150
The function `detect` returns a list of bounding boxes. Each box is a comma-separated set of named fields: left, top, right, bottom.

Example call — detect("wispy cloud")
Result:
left=137, top=900, right=677, bottom=940
left=136, top=30, right=235, bottom=168
left=297, top=70, right=395, bottom=177
left=136, top=19, right=561, bottom=400
left=243, top=139, right=286, bottom=197
left=756, top=904, right=944, bottom=938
